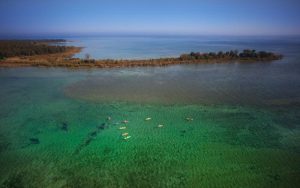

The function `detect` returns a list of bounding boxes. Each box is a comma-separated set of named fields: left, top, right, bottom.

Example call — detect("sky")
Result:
left=0, top=0, right=300, bottom=37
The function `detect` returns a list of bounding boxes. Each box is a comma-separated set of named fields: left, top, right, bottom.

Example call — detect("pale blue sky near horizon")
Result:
left=0, top=0, right=300, bottom=37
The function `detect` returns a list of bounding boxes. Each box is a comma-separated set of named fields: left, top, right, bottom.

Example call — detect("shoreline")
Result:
left=0, top=40, right=283, bottom=68
left=0, top=50, right=283, bottom=68
left=0, top=55, right=283, bottom=69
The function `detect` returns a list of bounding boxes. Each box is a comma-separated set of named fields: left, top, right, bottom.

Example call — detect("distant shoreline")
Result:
left=0, top=40, right=283, bottom=68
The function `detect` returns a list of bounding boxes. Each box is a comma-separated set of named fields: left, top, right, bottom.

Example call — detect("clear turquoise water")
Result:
left=0, top=36, right=300, bottom=187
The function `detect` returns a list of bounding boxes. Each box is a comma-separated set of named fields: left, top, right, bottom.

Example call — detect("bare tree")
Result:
left=84, top=53, right=91, bottom=60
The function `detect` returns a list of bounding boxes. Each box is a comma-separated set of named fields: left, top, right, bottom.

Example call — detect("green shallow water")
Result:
left=0, top=66, right=299, bottom=188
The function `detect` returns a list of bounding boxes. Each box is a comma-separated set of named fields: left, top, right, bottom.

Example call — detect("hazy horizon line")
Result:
left=1, top=32, right=300, bottom=39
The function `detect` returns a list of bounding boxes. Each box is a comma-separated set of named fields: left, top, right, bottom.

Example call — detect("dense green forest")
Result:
left=0, top=40, right=68, bottom=58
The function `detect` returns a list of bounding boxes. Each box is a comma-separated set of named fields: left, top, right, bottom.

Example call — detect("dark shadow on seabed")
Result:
left=0, top=36, right=300, bottom=187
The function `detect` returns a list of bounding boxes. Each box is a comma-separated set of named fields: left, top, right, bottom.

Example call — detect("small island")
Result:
left=0, top=40, right=283, bottom=68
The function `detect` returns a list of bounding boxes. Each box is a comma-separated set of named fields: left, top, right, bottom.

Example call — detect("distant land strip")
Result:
left=0, top=40, right=283, bottom=68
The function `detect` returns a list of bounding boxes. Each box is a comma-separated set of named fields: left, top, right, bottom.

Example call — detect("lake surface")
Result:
left=0, top=36, right=300, bottom=187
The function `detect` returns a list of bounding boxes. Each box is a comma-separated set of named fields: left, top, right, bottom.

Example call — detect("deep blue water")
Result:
left=62, top=36, right=300, bottom=59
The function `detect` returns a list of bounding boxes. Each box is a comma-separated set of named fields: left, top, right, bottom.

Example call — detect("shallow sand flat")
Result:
left=0, top=67, right=299, bottom=187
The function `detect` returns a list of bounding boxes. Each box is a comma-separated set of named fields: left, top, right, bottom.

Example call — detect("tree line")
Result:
left=180, top=49, right=282, bottom=60
left=0, top=40, right=68, bottom=58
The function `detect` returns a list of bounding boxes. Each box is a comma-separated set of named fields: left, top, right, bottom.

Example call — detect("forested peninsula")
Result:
left=0, top=40, right=282, bottom=68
